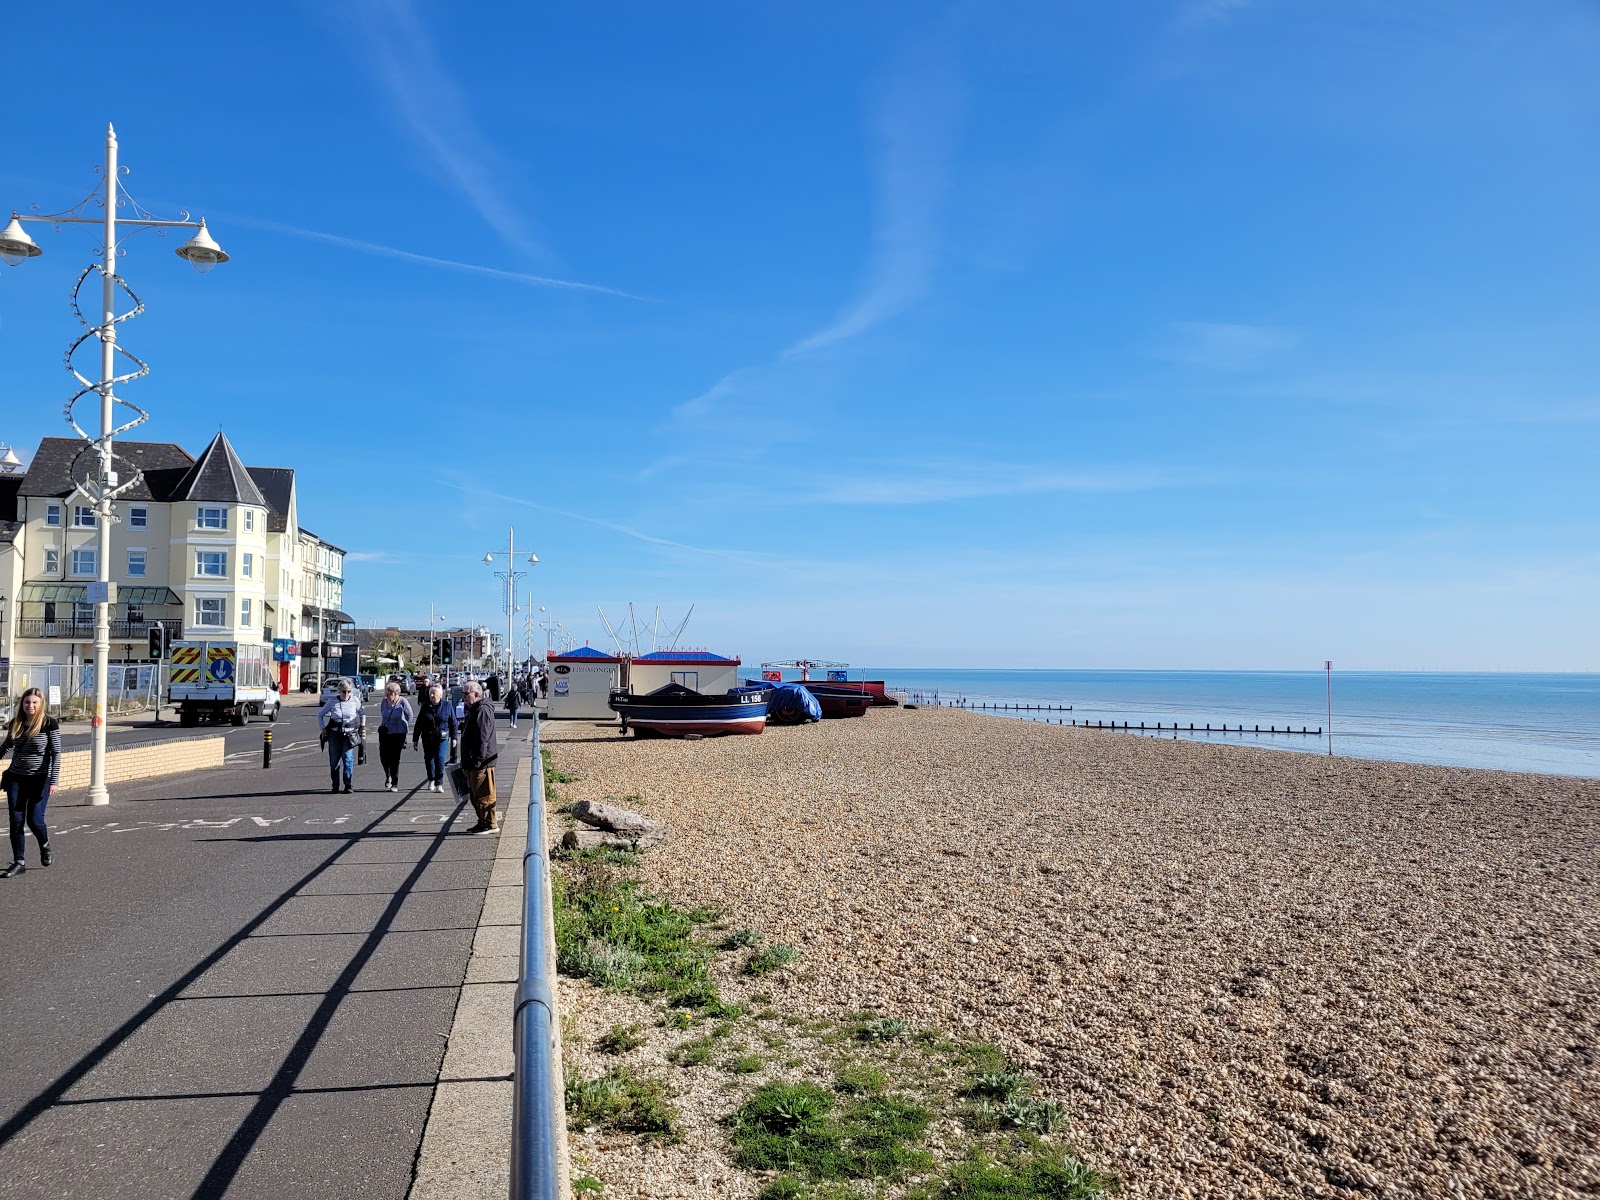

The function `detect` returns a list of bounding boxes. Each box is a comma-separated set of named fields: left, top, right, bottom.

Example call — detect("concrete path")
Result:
left=0, top=700, right=530, bottom=1199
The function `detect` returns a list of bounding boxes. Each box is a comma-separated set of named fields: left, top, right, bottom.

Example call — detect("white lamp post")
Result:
left=483, top=526, right=538, bottom=678
left=2, top=125, right=227, bottom=805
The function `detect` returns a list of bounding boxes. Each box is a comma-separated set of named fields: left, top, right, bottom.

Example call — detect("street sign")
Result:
left=86, top=581, right=117, bottom=605
left=48, top=685, right=62, bottom=707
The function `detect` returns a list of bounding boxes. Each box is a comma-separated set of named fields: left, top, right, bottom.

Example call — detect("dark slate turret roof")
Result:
left=18, top=437, right=195, bottom=501
left=173, top=431, right=268, bottom=507
left=246, top=466, right=295, bottom=532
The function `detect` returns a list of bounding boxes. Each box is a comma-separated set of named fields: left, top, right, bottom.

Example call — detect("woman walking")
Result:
left=0, top=687, right=60, bottom=878
left=505, top=683, right=521, bottom=729
left=378, top=680, right=413, bottom=792
left=412, top=681, right=458, bottom=793
left=318, top=678, right=367, bottom=794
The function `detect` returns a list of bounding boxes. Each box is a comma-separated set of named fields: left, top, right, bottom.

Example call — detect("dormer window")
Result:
left=197, top=506, right=228, bottom=530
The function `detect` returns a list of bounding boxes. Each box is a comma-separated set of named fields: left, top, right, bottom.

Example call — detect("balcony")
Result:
left=16, top=618, right=183, bottom=641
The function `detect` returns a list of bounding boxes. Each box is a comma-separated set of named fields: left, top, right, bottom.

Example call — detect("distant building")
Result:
left=0, top=431, right=343, bottom=698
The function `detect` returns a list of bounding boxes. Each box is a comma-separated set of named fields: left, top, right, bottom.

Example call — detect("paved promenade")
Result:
left=0, top=699, right=533, bottom=1198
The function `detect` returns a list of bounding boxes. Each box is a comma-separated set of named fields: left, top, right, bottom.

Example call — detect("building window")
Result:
left=71, top=548, right=97, bottom=576
left=127, top=604, right=144, bottom=627
left=197, top=506, right=228, bottom=530
left=74, top=600, right=95, bottom=626
left=44, top=547, right=60, bottom=574
left=196, top=550, right=228, bottom=577
left=196, top=596, right=226, bottom=627
left=127, top=549, right=147, bottom=577
left=244, top=509, right=255, bottom=532
left=240, top=598, right=253, bottom=627
left=242, top=552, right=254, bottom=578
left=72, top=505, right=97, bottom=528
left=129, top=506, right=148, bottom=529
left=45, top=504, right=62, bottom=527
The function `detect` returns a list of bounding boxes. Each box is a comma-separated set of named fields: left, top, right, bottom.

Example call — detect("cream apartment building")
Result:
left=0, top=431, right=345, bottom=697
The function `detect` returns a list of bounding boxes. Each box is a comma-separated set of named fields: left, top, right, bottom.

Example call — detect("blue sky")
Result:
left=2, top=0, right=1596, bottom=671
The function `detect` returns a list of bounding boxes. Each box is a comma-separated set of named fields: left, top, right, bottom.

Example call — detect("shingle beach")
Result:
left=544, top=708, right=1600, bottom=1199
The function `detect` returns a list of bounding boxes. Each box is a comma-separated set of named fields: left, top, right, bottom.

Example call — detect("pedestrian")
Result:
left=0, top=687, right=59, bottom=878
left=317, top=678, right=367, bottom=794
left=459, top=679, right=499, bottom=833
left=505, top=682, right=521, bottom=729
left=487, top=673, right=502, bottom=702
left=377, top=680, right=413, bottom=792
left=413, top=681, right=458, bottom=793
left=538, top=670, right=549, bottom=698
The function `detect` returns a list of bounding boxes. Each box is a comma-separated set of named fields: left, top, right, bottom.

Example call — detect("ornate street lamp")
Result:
left=1, top=125, right=227, bottom=805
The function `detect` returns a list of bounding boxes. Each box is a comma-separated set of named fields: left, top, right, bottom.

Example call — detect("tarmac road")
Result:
left=0, top=699, right=528, bottom=1198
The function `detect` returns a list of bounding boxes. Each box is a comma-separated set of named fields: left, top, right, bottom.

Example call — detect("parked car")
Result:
left=388, top=673, right=413, bottom=695
left=321, top=675, right=368, bottom=702
left=357, top=673, right=380, bottom=695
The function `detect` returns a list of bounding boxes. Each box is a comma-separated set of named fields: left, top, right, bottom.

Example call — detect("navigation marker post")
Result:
left=1326, top=660, right=1333, bottom=757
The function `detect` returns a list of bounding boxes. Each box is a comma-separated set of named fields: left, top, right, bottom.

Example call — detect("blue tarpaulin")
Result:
left=765, top=682, right=821, bottom=724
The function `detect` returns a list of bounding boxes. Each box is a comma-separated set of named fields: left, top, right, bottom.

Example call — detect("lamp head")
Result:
left=527, top=552, right=539, bottom=565
left=0, top=214, right=42, bottom=267
left=482, top=552, right=493, bottom=564
left=175, top=219, right=228, bottom=274
left=0, top=445, right=21, bottom=474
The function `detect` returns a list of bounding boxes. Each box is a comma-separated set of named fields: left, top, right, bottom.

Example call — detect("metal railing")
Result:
left=511, top=720, right=565, bottom=1197
left=15, top=617, right=181, bottom=641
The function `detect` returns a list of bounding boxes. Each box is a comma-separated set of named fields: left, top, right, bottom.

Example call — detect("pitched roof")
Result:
left=246, top=466, right=295, bottom=532
left=17, top=437, right=196, bottom=501
left=172, top=431, right=268, bottom=507
left=548, top=646, right=626, bottom=663
left=0, top=520, right=20, bottom=546
left=632, top=650, right=740, bottom=664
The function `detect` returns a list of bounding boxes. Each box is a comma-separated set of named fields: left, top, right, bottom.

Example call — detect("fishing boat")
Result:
left=757, top=659, right=898, bottom=710
left=608, top=682, right=771, bottom=737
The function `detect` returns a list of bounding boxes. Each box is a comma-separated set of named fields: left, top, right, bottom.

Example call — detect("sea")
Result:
left=848, top=670, right=1600, bottom=780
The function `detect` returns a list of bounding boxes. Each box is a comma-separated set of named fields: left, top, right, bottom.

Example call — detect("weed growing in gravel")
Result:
left=553, top=866, right=727, bottom=1010
left=835, top=1064, right=889, bottom=1095
left=728, top=1054, right=764, bottom=1074
left=745, top=943, right=799, bottom=976
left=571, top=1174, right=604, bottom=1195
left=720, top=928, right=765, bottom=950
left=564, top=1069, right=678, bottom=1139
left=729, top=1081, right=933, bottom=1185
left=923, top=1150, right=1111, bottom=1198
left=553, top=845, right=641, bottom=866
left=852, top=1016, right=910, bottom=1042
left=597, top=1023, right=646, bottom=1055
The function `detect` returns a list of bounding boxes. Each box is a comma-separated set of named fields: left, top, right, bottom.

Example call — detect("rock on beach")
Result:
left=544, top=707, right=1600, bottom=1200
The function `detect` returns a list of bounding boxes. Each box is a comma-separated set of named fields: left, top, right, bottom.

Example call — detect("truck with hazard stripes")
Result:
left=167, top=641, right=282, bottom=726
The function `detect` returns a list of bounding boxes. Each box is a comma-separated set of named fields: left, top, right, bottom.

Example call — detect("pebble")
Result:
left=545, top=708, right=1600, bottom=1200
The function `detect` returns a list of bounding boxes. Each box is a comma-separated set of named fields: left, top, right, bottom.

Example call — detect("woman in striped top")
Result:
left=1, top=687, right=60, bottom=877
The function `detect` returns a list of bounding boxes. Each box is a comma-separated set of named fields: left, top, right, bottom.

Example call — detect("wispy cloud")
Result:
left=799, top=461, right=1219, bottom=505
left=224, top=214, right=645, bottom=299
left=783, top=33, right=961, bottom=358
left=1163, top=321, right=1298, bottom=370
left=667, top=30, right=963, bottom=440
left=353, top=0, right=544, bottom=263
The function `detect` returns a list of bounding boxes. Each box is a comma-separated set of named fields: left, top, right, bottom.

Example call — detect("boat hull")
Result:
left=609, top=686, right=770, bottom=737
left=799, top=683, right=873, bottom=718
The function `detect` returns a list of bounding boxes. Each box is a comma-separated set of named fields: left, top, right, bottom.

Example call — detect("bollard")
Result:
left=262, top=728, right=273, bottom=769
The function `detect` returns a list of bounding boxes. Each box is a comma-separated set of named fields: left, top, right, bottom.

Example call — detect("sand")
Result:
left=544, top=707, right=1600, bottom=1199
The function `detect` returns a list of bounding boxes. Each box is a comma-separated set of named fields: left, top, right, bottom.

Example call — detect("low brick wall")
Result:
left=55, top=733, right=226, bottom=792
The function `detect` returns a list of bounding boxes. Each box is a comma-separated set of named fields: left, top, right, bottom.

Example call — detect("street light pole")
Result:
left=483, top=526, right=537, bottom=679
left=1, top=124, right=228, bottom=806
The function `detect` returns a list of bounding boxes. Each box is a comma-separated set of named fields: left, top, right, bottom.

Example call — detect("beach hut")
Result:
left=546, top=645, right=626, bottom=720
left=628, top=649, right=741, bottom=696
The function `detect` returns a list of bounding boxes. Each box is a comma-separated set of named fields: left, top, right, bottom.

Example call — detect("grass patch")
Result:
left=553, top=865, right=726, bottom=1010
left=834, top=1064, right=889, bottom=1095
left=745, top=943, right=799, bottom=977
left=719, top=928, right=764, bottom=951
left=553, top=845, right=640, bottom=866
left=851, top=1016, right=909, bottom=1043
left=597, top=1022, right=646, bottom=1055
left=571, top=1174, right=604, bottom=1194
left=728, top=1053, right=764, bottom=1074
left=564, top=1069, right=678, bottom=1139
left=668, top=1036, right=719, bottom=1067
left=729, top=1081, right=933, bottom=1185
left=541, top=749, right=574, bottom=786
left=929, top=1150, right=1111, bottom=1198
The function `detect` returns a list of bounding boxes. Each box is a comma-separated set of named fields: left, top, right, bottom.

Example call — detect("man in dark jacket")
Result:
left=459, top=680, right=499, bottom=833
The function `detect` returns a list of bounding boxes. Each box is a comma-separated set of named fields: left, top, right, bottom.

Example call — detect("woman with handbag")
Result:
left=0, top=687, right=60, bottom=878
left=377, top=680, right=413, bottom=792
left=317, top=678, right=367, bottom=794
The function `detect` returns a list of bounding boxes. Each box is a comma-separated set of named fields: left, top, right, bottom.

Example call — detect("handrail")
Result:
left=511, top=721, right=565, bottom=1198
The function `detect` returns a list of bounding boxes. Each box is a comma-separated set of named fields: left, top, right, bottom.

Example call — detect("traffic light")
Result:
left=441, top=638, right=453, bottom=665
left=148, top=624, right=166, bottom=659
